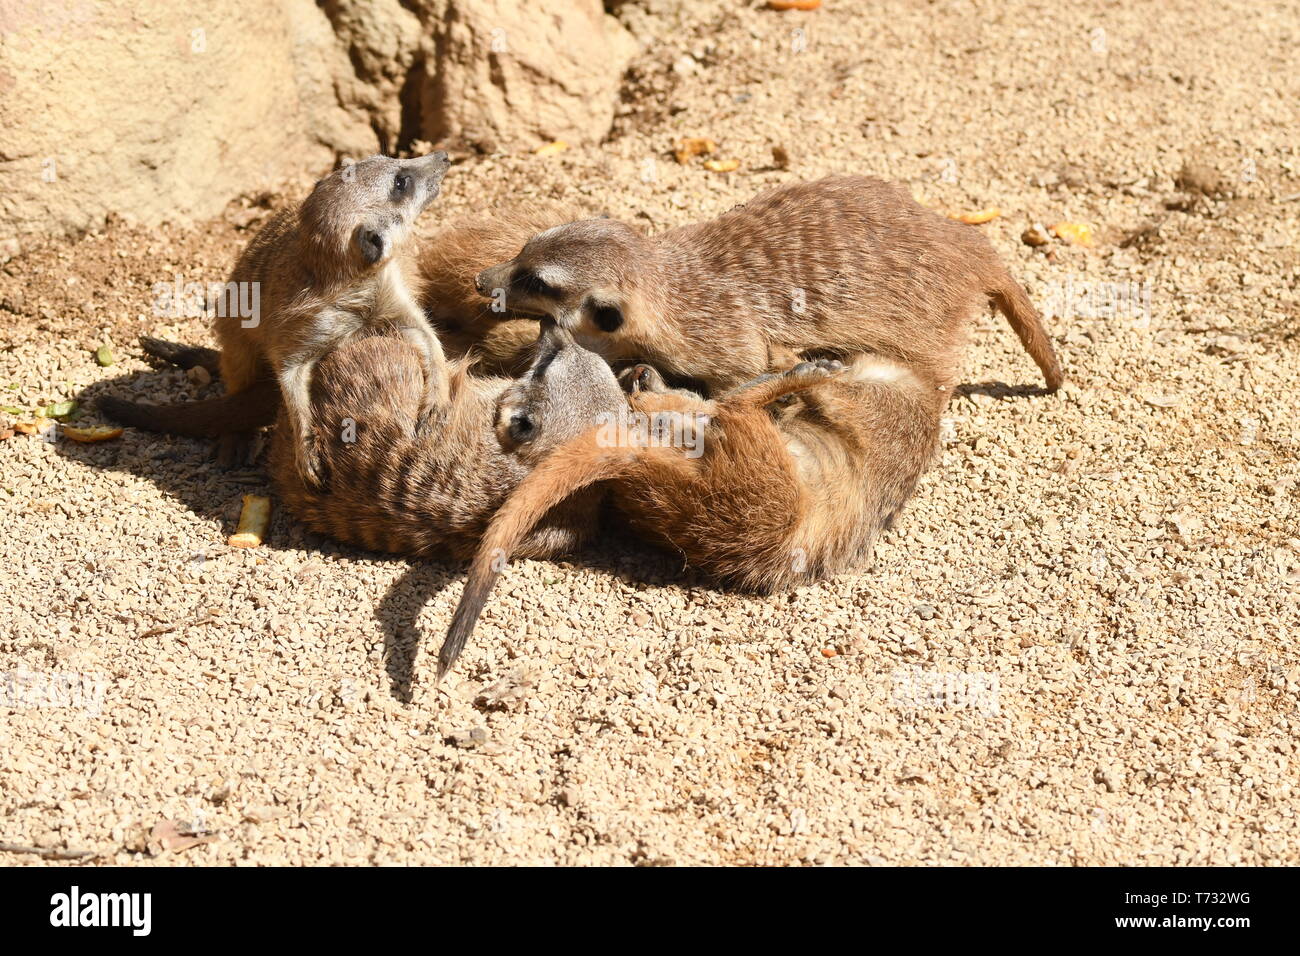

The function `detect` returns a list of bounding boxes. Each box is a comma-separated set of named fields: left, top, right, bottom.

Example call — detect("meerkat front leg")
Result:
left=720, top=359, right=845, bottom=408
left=277, top=357, right=326, bottom=490
left=397, top=318, right=451, bottom=434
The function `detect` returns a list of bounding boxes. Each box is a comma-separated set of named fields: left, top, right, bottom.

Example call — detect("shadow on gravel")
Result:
left=954, top=380, right=1059, bottom=401
left=58, top=363, right=694, bottom=701
left=56, top=363, right=270, bottom=531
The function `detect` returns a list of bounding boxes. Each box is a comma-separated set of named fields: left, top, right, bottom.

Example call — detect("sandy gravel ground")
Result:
left=2, top=0, right=1298, bottom=865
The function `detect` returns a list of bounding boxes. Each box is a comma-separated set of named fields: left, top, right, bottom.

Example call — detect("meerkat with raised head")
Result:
left=102, top=152, right=452, bottom=487
left=437, top=352, right=944, bottom=678
left=100, top=201, right=579, bottom=442
left=473, top=175, right=1064, bottom=396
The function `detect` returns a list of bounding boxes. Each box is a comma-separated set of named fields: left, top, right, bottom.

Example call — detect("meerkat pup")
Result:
left=437, top=352, right=944, bottom=678
left=105, top=152, right=452, bottom=488
left=473, top=175, right=1064, bottom=396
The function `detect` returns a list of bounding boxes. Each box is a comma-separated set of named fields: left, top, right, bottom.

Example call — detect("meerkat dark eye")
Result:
left=508, top=411, right=536, bottom=443
left=515, top=270, right=560, bottom=298
left=393, top=174, right=411, bottom=197
left=591, top=302, right=624, bottom=332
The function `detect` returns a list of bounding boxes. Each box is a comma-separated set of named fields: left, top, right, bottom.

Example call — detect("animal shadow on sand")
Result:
left=54, top=365, right=693, bottom=703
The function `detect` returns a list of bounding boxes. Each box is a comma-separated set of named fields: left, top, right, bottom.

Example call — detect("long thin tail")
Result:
left=138, top=336, right=222, bottom=375
left=98, top=380, right=279, bottom=437
left=991, top=276, right=1065, bottom=391
left=437, top=430, right=638, bottom=680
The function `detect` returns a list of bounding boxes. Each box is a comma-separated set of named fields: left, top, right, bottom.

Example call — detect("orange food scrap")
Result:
left=61, top=424, right=124, bottom=443
left=673, top=137, right=717, bottom=165
left=950, top=207, right=1002, bottom=225
left=769, top=0, right=822, bottom=9
left=228, top=494, right=272, bottom=549
left=703, top=158, right=741, bottom=173
left=1050, top=221, right=1096, bottom=247
left=820, top=647, right=838, bottom=658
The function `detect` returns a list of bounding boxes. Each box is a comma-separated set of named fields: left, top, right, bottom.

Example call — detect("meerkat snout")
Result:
left=474, top=219, right=652, bottom=334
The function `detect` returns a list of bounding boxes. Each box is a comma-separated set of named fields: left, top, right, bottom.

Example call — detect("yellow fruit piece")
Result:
left=61, top=424, right=124, bottom=443
left=534, top=141, right=568, bottom=157
left=1050, top=221, right=1096, bottom=247
left=228, top=494, right=272, bottom=549
left=673, top=137, right=717, bottom=165
left=950, top=207, right=1002, bottom=225
left=703, top=158, right=741, bottom=173
left=769, top=0, right=822, bottom=9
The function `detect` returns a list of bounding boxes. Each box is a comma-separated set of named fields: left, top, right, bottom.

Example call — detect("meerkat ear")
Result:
left=589, top=299, right=624, bottom=332
left=357, top=228, right=385, bottom=265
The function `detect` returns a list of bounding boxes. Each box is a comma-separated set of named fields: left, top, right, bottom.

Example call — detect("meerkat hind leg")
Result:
left=721, top=360, right=845, bottom=407
left=138, top=336, right=223, bottom=375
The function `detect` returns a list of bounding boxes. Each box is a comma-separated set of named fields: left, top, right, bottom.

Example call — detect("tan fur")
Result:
left=419, top=205, right=582, bottom=377
left=146, top=154, right=450, bottom=485
left=438, top=354, right=944, bottom=678
left=99, top=205, right=580, bottom=438
left=476, top=175, right=1064, bottom=396
left=266, top=322, right=625, bottom=562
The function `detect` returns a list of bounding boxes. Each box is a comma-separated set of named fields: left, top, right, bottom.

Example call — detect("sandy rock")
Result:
left=417, top=0, right=637, bottom=153
left=0, top=0, right=374, bottom=242
left=0, top=0, right=635, bottom=244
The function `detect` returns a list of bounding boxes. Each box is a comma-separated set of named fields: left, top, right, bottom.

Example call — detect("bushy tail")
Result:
left=991, top=276, right=1064, bottom=391
left=98, top=380, right=279, bottom=437
left=437, top=430, right=638, bottom=680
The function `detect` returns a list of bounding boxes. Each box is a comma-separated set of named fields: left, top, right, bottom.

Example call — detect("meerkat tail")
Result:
left=98, top=380, right=280, bottom=438
left=990, top=276, right=1065, bottom=391
left=437, top=430, right=640, bottom=681
left=137, top=336, right=223, bottom=376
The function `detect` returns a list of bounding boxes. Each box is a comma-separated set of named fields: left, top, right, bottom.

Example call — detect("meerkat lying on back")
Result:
left=130, top=320, right=628, bottom=563
left=437, top=353, right=944, bottom=678
left=136, top=152, right=451, bottom=487
left=474, top=175, right=1064, bottom=396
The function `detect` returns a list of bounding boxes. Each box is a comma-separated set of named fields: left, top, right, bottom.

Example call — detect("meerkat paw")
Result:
left=139, top=336, right=222, bottom=374
left=412, top=394, right=445, bottom=436
left=618, top=363, right=668, bottom=395
left=295, top=441, right=329, bottom=492
left=787, top=358, right=845, bottom=379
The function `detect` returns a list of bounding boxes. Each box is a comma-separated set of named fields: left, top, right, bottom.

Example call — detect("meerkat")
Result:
left=99, top=202, right=579, bottom=442
left=105, top=152, right=452, bottom=488
left=128, top=320, right=628, bottom=561
left=473, top=175, right=1064, bottom=396
left=437, top=353, right=944, bottom=679
left=268, top=320, right=627, bottom=561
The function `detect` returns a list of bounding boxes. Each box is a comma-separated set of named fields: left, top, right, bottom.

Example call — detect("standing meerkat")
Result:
left=109, top=152, right=452, bottom=488
left=437, top=352, right=944, bottom=679
left=473, top=175, right=1064, bottom=396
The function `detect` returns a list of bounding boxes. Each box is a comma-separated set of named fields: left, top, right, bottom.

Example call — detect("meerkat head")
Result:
left=473, top=218, right=653, bottom=339
left=493, top=318, right=626, bottom=463
left=300, top=152, right=451, bottom=283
